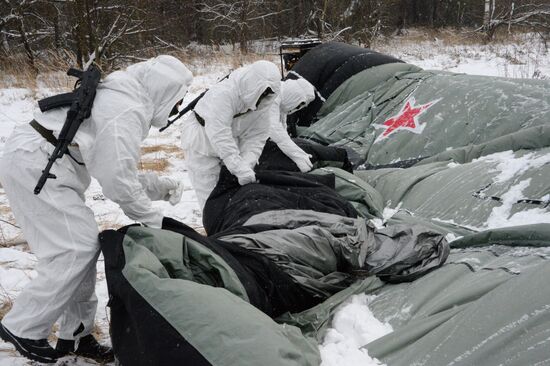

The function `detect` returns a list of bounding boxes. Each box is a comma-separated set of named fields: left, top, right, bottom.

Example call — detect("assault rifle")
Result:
left=34, top=64, right=102, bottom=194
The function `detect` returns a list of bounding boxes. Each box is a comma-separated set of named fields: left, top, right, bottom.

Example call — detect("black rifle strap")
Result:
left=30, top=120, right=85, bottom=165
left=193, top=97, right=261, bottom=127
left=193, top=109, right=252, bottom=128
left=194, top=111, right=205, bottom=126
left=30, top=120, right=57, bottom=146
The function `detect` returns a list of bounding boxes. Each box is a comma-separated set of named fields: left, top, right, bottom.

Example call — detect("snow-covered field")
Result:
left=377, top=31, right=550, bottom=79
left=1, top=34, right=549, bottom=365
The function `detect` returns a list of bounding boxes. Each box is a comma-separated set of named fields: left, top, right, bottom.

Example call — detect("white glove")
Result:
left=237, top=170, right=257, bottom=186
left=167, top=180, right=184, bottom=206
left=293, top=154, right=313, bottom=173
left=158, top=176, right=184, bottom=205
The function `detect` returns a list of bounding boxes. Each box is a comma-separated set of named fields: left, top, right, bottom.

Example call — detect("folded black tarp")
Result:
left=203, top=168, right=358, bottom=235
left=257, top=138, right=354, bottom=173
left=203, top=140, right=357, bottom=235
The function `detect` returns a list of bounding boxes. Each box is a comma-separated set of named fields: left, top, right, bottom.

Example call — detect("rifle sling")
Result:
left=194, top=111, right=205, bottom=126
left=29, top=120, right=85, bottom=165
left=193, top=109, right=250, bottom=127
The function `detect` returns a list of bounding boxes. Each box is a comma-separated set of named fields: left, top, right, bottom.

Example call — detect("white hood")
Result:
left=268, top=78, right=316, bottom=172
left=229, top=60, right=281, bottom=112
left=280, top=78, right=316, bottom=114
left=126, top=55, right=193, bottom=128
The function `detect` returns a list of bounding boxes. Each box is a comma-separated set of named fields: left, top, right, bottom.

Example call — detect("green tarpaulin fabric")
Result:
left=291, top=57, right=550, bottom=365
left=285, top=226, right=550, bottom=366
left=300, top=64, right=550, bottom=167
left=103, top=52, right=550, bottom=366
left=120, top=226, right=321, bottom=366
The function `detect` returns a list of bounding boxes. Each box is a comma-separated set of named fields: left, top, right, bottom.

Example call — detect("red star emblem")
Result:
left=375, top=97, right=439, bottom=142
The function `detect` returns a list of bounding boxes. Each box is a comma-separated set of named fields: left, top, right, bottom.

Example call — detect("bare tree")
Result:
left=0, top=12, right=16, bottom=53
left=66, top=0, right=159, bottom=67
left=1, top=0, right=42, bottom=67
left=2, top=0, right=549, bottom=72
left=484, top=0, right=493, bottom=27
left=481, top=2, right=550, bottom=39
left=198, top=0, right=291, bottom=53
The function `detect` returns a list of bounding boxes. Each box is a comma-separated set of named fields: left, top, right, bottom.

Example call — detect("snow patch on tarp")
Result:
left=477, top=150, right=550, bottom=184
left=370, top=203, right=402, bottom=229
left=320, top=294, right=393, bottom=366
left=486, top=179, right=550, bottom=229
left=467, top=151, right=550, bottom=229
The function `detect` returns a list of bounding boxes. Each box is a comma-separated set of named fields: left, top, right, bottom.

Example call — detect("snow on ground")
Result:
left=377, top=32, right=550, bottom=79
left=0, top=36, right=549, bottom=365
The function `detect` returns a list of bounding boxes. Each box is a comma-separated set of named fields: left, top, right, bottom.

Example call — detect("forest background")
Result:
left=1, top=0, right=549, bottom=73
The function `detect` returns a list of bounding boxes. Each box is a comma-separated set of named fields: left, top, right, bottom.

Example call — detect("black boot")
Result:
left=0, top=322, right=59, bottom=364
left=56, top=334, right=114, bottom=363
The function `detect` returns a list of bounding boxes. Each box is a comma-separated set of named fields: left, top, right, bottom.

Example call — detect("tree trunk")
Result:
left=54, top=10, right=62, bottom=49
left=72, top=0, right=89, bottom=68
left=17, top=18, right=35, bottom=69
left=238, top=0, right=249, bottom=54
left=0, top=27, right=9, bottom=53
left=507, top=1, right=515, bottom=34
left=239, top=27, right=248, bottom=54
left=484, top=0, right=491, bottom=27
left=431, top=0, right=438, bottom=27
left=84, top=0, right=96, bottom=56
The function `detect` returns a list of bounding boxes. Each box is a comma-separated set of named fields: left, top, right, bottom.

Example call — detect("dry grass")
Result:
left=0, top=28, right=542, bottom=89
left=139, top=144, right=184, bottom=172
left=91, top=323, right=105, bottom=340
left=0, top=47, right=276, bottom=90
left=138, top=158, right=170, bottom=172
left=170, top=48, right=277, bottom=76
left=0, top=203, right=25, bottom=248
left=194, top=226, right=207, bottom=235
left=393, top=27, right=485, bottom=45
left=0, top=204, right=11, bottom=216
left=0, top=301, right=12, bottom=320
left=378, top=26, right=537, bottom=47
left=0, top=50, right=75, bottom=90
left=0, top=285, right=13, bottom=321
left=0, top=237, right=27, bottom=249
left=141, top=144, right=184, bottom=158
left=45, top=324, right=63, bottom=343
left=98, top=220, right=125, bottom=232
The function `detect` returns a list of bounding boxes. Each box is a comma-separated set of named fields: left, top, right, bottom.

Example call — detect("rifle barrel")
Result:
left=34, top=157, right=57, bottom=194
